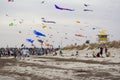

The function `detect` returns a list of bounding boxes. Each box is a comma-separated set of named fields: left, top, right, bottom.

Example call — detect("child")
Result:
left=53, top=51, right=57, bottom=56
left=106, top=52, right=111, bottom=57
left=96, top=52, right=100, bottom=57
left=92, top=51, right=96, bottom=58
left=75, top=51, right=79, bottom=56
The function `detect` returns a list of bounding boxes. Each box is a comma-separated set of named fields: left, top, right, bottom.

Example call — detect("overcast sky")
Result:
left=0, top=0, right=120, bottom=48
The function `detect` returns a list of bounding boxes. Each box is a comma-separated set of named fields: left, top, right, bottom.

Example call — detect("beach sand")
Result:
left=0, top=48, right=120, bottom=80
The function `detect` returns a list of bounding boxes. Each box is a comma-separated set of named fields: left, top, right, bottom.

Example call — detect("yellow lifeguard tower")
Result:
left=97, top=30, right=109, bottom=42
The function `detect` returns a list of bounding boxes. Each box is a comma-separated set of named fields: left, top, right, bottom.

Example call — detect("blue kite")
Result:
left=55, top=4, right=75, bottom=11
left=26, top=39, right=34, bottom=43
left=33, top=30, right=46, bottom=37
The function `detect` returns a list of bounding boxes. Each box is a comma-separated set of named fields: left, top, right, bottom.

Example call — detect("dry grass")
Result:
left=62, top=40, right=120, bottom=50
left=62, top=43, right=88, bottom=50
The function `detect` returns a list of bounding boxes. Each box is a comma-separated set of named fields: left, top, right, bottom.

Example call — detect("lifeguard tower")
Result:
left=97, top=30, right=109, bottom=42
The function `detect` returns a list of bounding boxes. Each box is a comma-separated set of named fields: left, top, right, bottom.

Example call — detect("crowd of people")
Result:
left=0, top=47, right=62, bottom=59
left=0, top=45, right=111, bottom=59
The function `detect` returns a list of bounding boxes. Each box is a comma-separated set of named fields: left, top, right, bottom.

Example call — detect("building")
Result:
left=97, top=30, right=109, bottom=42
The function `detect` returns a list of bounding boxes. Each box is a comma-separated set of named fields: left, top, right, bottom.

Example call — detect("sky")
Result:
left=0, top=0, right=120, bottom=48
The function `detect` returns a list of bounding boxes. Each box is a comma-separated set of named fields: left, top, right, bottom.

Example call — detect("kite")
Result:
left=80, top=28, right=84, bottom=31
left=9, top=22, right=14, bottom=26
left=19, top=19, right=24, bottom=24
left=18, top=31, right=22, bottom=33
left=65, top=37, right=68, bottom=39
left=42, top=25, right=47, bottom=29
left=76, top=20, right=80, bottom=23
left=37, top=39, right=44, bottom=43
left=26, top=39, right=34, bottom=43
left=6, top=14, right=9, bottom=16
left=92, top=28, right=96, bottom=30
left=83, top=9, right=93, bottom=12
left=41, top=18, right=56, bottom=23
left=65, top=33, right=68, bottom=35
left=21, top=44, right=24, bottom=47
left=8, top=0, right=14, bottom=2
left=41, top=17, right=45, bottom=19
left=41, top=1, right=45, bottom=4
left=33, top=30, right=46, bottom=37
left=42, top=19, right=56, bottom=24
left=84, top=4, right=90, bottom=7
left=19, top=21, right=22, bottom=24
left=75, top=34, right=84, bottom=37
left=55, top=4, right=75, bottom=11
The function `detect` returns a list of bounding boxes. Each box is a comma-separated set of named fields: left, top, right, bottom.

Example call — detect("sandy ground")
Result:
left=0, top=48, right=120, bottom=80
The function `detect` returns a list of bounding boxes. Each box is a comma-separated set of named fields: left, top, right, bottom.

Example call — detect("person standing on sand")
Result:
left=105, top=46, right=108, bottom=54
left=0, top=50, right=2, bottom=57
left=92, top=51, right=96, bottom=57
left=100, top=46, right=103, bottom=57
left=75, top=50, right=79, bottom=56
left=13, top=49, right=17, bottom=58
left=59, top=50, right=63, bottom=56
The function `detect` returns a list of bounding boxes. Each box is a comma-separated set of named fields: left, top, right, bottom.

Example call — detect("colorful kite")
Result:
left=55, top=4, right=75, bottom=11
left=26, top=39, right=34, bottom=43
left=9, top=22, right=14, bottom=26
left=76, top=20, right=80, bottom=23
left=33, top=30, right=46, bottom=37
left=75, top=34, right=84, bottom=37
left=42, top=25, right=47, bottom=29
